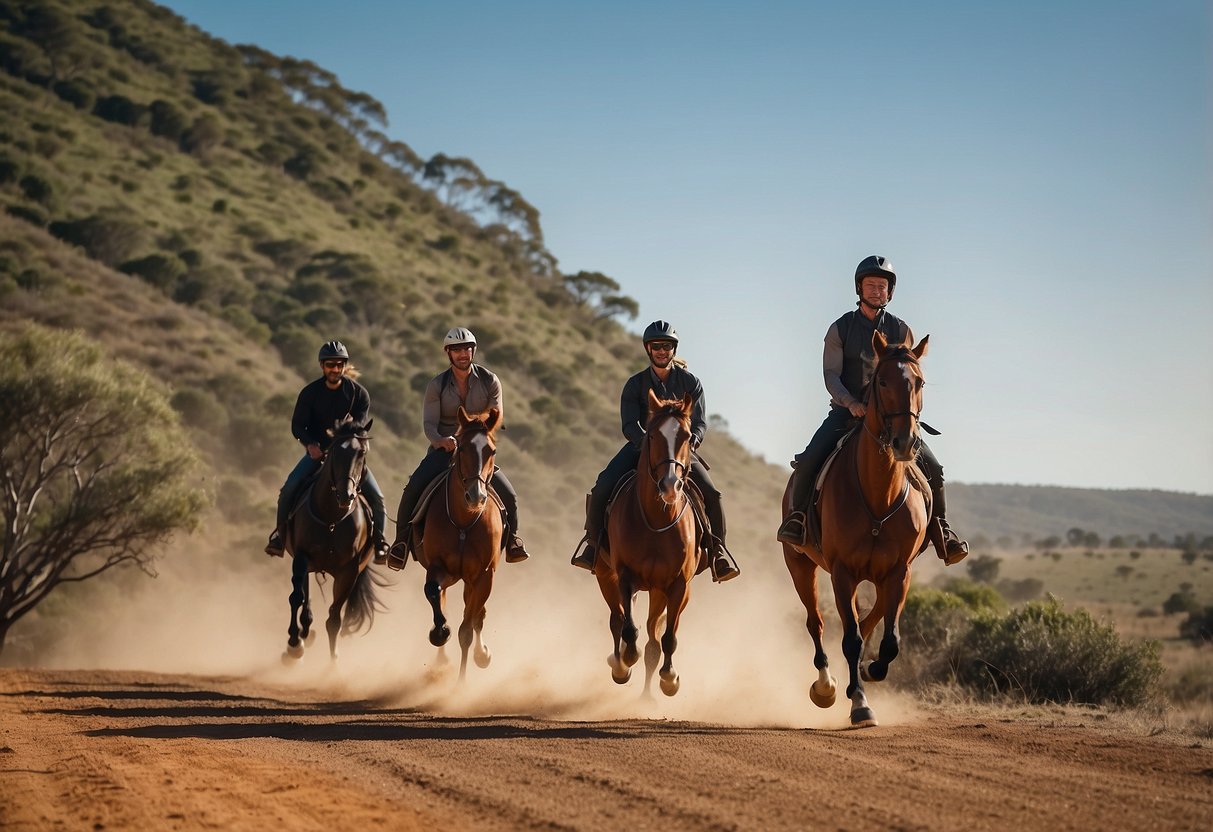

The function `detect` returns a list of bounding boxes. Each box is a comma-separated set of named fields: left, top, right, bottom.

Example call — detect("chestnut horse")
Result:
left=412, top=406, right=504, bottom=680
left=597, top=391, right=700, bottom=697
left=781, top=332, right=932, bottom=727
left=284, top=416, right=379, bottom=662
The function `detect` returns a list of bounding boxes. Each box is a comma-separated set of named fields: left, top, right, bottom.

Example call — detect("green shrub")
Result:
left=19, top=173, right=52, bottom=203
left=1179, top=605, right=1213, bottom=644
left=179, top=115, right=223, bottom=155
left=171, top=387, right=228, bottom=431
left=52, top=78, right=94, bottom=110
left=956, top=598, right=1162, bottom=706
left=149, top=99, right=189, bottom=141
left=120, top=253, right=185, bottom=294
left=48, top=214, right=146, bottom=266
left=94, top=94, right=148, bottom=126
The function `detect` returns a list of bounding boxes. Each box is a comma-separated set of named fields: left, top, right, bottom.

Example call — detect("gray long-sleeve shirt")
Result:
left=823, top=308, right=912, bottom=408
left=422, top=365, right=503, bottom=447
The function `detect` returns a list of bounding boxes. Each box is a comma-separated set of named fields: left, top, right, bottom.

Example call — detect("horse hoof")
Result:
left=474, top=647, right=491, bottom=668
left=660, top=672, right=680, bottom=697
left=282, top=644, right=304, bottom=663
left=850, top=707, right=878, bottom=728
left=622, top=643, right=640, bottom=667
left=809, top=679, right=837, bottom=709
left=862, top=661, right=888, bottom=683
left=608, top=657, right=632, bottom=684
left=429, top=625, right=451, bottom=647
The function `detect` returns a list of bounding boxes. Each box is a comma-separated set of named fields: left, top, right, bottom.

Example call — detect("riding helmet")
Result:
left=318, top=340, right=350, bottom=362
left=854, top=255, right=897, bottom=299
left=443, top=326, right=477, bottom=349
left=642, top=320, right=679, bottom=345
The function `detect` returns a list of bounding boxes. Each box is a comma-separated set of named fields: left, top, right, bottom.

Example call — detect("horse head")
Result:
left=324, top=416, right=372, bottom=509
left=869, top=331, right=929, bottom=461
left=644, top=390, right=694, bottom=506
left=454, top=406, right=500, bottom=511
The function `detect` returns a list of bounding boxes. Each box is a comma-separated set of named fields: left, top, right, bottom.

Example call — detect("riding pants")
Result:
left=586, top=443, right=727, bottom=545
left=394, top=447, right=522, bottom=538
left=788, top=406, right=948, bottom=514
left=276, top=454, right=386, bottom=540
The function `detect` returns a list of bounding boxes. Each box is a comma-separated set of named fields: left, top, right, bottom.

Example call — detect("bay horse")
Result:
left=284, top=416, right=379, bottom=663
left=781, top=331, right=932, bottom=727
left=597, top=390, right=700, bottom=697
left=412, top=406, right=504, bottom=680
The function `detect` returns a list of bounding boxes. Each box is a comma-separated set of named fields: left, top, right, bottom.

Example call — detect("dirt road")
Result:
left=2, top=669, right=1211, bottom=831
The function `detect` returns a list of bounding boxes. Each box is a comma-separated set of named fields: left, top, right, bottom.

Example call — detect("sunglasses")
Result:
left=322, top=360, right=346, bottom=369
left=648, top=342, right=675, bottom=352
left=446, top=345, right=474, bottom=353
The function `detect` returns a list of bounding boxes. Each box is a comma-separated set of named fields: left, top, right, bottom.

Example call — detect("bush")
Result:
left=94, top=94, right=147, bottom=127
left=149, top=99, right=189, bottom=141
left=19, top=173, right=52, bottom=203
left=171, top=387, right=228, bottom=431
left=120, top=254, right=186, bottom=294
left=1179, top=606, right=1213, bottom=644
left=956, top=598, right=1162, bottom=706
left=52, top=78, right=94, bottom=110
left=179, top=115, right=223, bottom=156
left=48, top=214, right=146, bottom=266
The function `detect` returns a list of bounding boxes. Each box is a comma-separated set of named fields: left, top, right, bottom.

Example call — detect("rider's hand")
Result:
left=438, top=436, right=457, bottom=452
left=848, top=402, right=866, bottom=418
left=306, top=443, right=323, bottom=460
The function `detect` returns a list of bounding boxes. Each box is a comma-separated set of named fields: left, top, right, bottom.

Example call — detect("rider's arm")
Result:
left=689, top=376, right=707, bottom=448
left=290, top=384, right=320, bottom=447
left=484, top=371, right=503, bottom=422
left=349, top=380, right=371, bottom=426
left=823, top=322, right=859, bottom=409
left=422, top=375, right=445, bottom=448
left=620, top=373, right=645, bottom=448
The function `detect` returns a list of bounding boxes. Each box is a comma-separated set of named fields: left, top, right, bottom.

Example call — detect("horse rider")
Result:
left=571, top=320, right=740, bottom=582
left=386, top=327, right=530, bottom=565
left=776, top=256, right=968, bottom=565
left=265, top=340, right=389, bottom=560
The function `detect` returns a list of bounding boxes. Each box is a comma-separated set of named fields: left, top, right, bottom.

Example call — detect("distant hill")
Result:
left=947, top=484, right=1213, bottom=546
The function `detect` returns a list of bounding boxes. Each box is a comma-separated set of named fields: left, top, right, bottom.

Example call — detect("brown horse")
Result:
left=413, top=406, right=504, bottom=680
left=284, top=416, right=379, bottom=662
left=597, top=390, right=701, bottom=697
left=781, top=331, right=932, bottom=727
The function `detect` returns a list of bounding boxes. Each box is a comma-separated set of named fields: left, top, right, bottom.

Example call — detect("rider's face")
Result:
left=321, top=360, right=346, bottom=385
left=859, top=276, right=890, bottom=307
left=447, top=344, right=474, bottom=370
left=647, top=342, right=675, bottom=369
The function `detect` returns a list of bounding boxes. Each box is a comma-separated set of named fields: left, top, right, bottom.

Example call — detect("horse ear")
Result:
left=913, top=335, right=929, bottom=360
left=872, top=329, right=889, bottom=356
left=484, top=407, right=501, bottom=433
left=681, top=392, right=694, bottom=414
left=363, top=417, right=373, bottom=433
left=647, top=388, right=662, bottom=415
left=457, top=405, right=470, bottom=426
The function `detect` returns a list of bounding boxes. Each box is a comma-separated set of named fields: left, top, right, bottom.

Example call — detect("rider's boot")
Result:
left=372, top=534, right=390, bottom=565
left=708, top=537, right=740, bottom=583
left=571, top=491, right=601, bottom=572
left=264, top=528, right=285, bottom=557
left=931, top=486, right=968, bottom=565
left=386, top=524, right=411, bottom=571
left=776, top=463, right=812, bottom=546
left=506, top=533, right=530, bottom=563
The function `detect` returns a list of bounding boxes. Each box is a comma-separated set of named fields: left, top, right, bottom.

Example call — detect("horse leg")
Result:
left=641, top=591, right=667, bottom=700
left=596, top=564, right=631, bottom=684
left=424, top=567, right=451, bottom=647
left=657, top=577, right=689, bottom=697
left=784, top=543, right=836, bottom=708
left=325, top=566, right=357, bottom=662
left=862, top=567, right=910, bottom=683
left=283, top=554, right=308, bottom=662
left=832, top=568, right=876, bottom=727
left=619, top=573, right=640, bottom=668
left=458, top=570, right=494, bottom=681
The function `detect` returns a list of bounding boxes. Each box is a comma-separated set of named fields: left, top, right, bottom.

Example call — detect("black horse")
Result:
left=283, top=416, right=380, bottom=662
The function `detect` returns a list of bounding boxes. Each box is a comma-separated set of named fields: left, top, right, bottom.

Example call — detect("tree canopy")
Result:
left=0, top=325, right=208, bottom=655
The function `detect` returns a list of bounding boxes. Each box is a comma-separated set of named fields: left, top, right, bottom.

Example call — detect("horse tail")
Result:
left=341, top=566, right=387, bottom=636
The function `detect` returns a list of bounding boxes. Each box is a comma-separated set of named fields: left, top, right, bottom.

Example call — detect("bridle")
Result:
left=311, top=430, right=368, bottom=528
left=862, top=350, right=923, bottom=453
left=445, top=432, right=494, bottom=541
left=639, top=410, right=691, bottom=533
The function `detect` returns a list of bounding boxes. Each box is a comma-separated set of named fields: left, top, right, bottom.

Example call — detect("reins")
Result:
left=637, top=413, right=691, bottom=534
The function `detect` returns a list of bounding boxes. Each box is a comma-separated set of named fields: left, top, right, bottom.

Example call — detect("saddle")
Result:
left=800, top=429, right=935, bottom=555
left=403, top=468, right=508, bottom=560
left=601, top=471, right=714, bottom=576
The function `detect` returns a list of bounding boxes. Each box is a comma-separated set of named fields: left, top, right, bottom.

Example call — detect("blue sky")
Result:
left=162, top=0, right=1213, bottom=494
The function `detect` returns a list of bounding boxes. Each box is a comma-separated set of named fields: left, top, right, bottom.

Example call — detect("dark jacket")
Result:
left=291, top=376, right=371, bottom=451
left=823, top=309, right=913, bottom=408
left=620, top=364, right=707, bottom=449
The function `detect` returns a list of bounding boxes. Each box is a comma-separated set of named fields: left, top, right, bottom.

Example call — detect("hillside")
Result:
left=1, top=0, right=1210, bottom=667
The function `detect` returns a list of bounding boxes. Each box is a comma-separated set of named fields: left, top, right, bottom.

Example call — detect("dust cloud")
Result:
left=19, top=524, right=926, bottom=731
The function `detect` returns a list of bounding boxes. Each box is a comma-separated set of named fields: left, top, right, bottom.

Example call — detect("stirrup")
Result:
left=570, top=537, right=596, bottom=572
left=372, top=539, right=390, bottom=565
left=777, top=511, right=807, bottom=545
left=938, top=525, right=969, bottom=566
left=386, top=539, right=408, bottom=571
left=710, top=555, right=740, bottom=583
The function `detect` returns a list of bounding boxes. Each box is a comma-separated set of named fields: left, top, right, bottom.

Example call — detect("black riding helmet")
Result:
left=854, top=255, right=897, bottom=300
left=642, top=320, right=679, bottom=346
left=318, top=340, right=350, bottom=362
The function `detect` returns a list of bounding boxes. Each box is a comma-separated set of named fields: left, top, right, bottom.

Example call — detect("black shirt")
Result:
left=620, top=364, right=707, bottom=448
left=291, top=376, right=371, bottom=451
